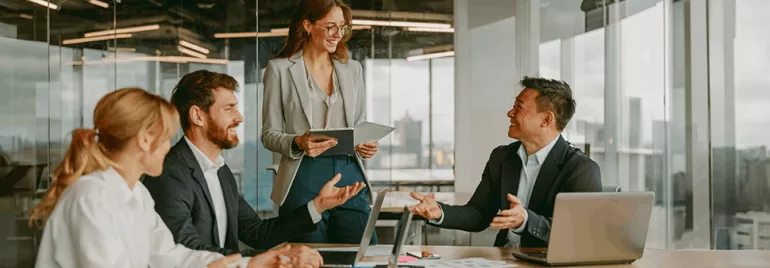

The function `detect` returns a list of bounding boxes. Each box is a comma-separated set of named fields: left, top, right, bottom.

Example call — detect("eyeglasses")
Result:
left=313, top=23, right=352, bottom=37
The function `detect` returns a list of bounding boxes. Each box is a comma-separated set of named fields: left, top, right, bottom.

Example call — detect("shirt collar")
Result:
left=101, top=167, right=140, bottom=205
left=517, top=135, right=561, bottom=165
left=184, top=136, right=225, bottom=173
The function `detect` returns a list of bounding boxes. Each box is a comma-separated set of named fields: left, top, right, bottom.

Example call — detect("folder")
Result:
left=309, top=121, right=395, bottom=157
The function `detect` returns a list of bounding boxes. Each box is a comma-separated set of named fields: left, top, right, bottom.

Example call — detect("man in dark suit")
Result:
left=144, top=70, right=365, bottom=267
left=409, top=77, right=601, bottom=248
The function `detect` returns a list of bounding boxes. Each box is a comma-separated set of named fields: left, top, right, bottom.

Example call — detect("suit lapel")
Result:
left=528, top=136, right=569, bottom=211
left=217, top=167, right=239, bottom=249
left=288, top=51, right=314, bottom=126
left=175, top=140, right=221, bottom=245
left=333, top=59, right=356, bottom=127
left=500, top=143, right=523, bottom=209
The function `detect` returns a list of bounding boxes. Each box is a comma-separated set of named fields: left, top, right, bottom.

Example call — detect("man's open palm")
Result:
left=313, top=174, right=367, bottom=212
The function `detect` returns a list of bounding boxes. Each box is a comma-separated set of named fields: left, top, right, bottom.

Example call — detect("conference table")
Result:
left=303, top=244, right=770, bottom=267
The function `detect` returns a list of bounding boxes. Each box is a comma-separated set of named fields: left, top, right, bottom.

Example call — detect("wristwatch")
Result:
left=291, top=138, right=301, bottom=152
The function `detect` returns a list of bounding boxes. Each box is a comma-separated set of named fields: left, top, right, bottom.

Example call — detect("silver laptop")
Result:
left=512, top=192, right=655, bottom=266
left=320, top=188, right=388, bottom=267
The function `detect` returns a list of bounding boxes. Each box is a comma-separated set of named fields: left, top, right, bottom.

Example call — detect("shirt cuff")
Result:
left=427, top=203, right=445, bottom=225
left=307, top=201, right=322, bottom=224
left=228, top=257, right=250, bottom=268
left=512, top=209, right=528, bottom=233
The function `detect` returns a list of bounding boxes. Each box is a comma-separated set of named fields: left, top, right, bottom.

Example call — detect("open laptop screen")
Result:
left=388, top=206, right=413, bottom=265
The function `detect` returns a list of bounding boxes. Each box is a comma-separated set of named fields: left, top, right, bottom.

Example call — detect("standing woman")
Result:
left=29, top=88, right=289, bottom=268
left=262, top=0, right=379, bottom=244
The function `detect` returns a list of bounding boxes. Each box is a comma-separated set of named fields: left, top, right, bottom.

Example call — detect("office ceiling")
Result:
left=0, top=0, right=454, bottom=60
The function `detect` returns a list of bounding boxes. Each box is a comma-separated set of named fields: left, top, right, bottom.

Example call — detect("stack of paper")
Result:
left=409, top=257, right=517, bottom=268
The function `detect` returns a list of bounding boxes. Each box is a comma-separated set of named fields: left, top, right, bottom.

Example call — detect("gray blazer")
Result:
left=261, top=50, right=372, bottom=206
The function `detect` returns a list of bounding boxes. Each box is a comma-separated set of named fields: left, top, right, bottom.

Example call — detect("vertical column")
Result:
left=454, top=0, right=520, bottom=246
left=663, top=0, right=677, bottom=249
left=454, top=0, right=518, bottom=192
left=560, top=38, right=575, bottom=87
left=515, top=0, right=539, bottom=77
left=683, top=0, right=712, bottom=249
left=453, top=0, right=472, bottom=191
left=604, top=1, right=625, bottom=188
left=707, top=0, right=737, bottom=249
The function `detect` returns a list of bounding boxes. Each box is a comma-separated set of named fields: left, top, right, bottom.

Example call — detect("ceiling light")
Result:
left=27, top=0, right=58, bottom=10
left=19, top=14, right=34, bottom=20
left=352, top=19, right=451, bottom=29
left=88, top=0, right=109, bottom=8
left=214, top=32, right=287, bottom=38
left=215, top=32, right=256, bottom=38
left=107, top=47, right=136, bottom=52
left=215, top=26, right=372, bottom=39
left=75, top=56, right=228, bottom=66
left=63, top=34, right=132, bottom=45
left=84, top=24, right=160, bottom=38
left=179, top=40, right=210, bottom=54
left=408, top=27, right=455, bottom=33
left=178, top=46, right=207, bottom=59
left=406, top=51, right=455, bottom=61
left=270, top=28, right=289, bottom=34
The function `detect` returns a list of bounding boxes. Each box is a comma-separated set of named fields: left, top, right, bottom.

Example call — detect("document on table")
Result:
left=354, top=121, right=395, bottom=145
left=409, top=257, right=517, bottom=268
left=315, top=245, right=394, bottom=257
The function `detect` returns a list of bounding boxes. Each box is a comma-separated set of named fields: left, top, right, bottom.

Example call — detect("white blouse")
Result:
left=34, top=167, right=240, bottom=268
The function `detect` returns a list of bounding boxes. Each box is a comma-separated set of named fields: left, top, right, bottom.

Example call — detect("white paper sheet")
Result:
left=354, top=121, right=395, bottom=145
left=409, top=257, right=518, bottom=268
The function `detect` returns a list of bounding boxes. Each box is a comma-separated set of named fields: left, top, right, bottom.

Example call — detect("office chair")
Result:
left=267, top=164, right=279, bottom=175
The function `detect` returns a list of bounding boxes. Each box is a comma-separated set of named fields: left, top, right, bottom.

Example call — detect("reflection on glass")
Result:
left=717, top=0, right=770, bottom=250
left=539, top=0, right=672, bottom=249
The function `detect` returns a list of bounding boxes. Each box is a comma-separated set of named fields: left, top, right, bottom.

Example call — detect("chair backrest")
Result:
left=603, top=186, right=622, bottom=192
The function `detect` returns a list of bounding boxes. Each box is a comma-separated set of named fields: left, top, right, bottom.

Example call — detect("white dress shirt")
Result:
left=431, top=135, right=561, bottom=247
left=184, top=137, right=322, bottom=244
left=35, top=167, right=227, bottom=268
left=185, top=137, right=229, bottom=247
left=505, top=135, right=560, bottom=247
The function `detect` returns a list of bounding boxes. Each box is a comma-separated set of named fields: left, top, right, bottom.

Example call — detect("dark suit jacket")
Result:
left=434, top=136, right=601, bottom=247
left=143, top=140, right=316, bottom=256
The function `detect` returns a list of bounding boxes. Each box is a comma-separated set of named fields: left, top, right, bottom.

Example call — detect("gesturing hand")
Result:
left=247, top=244, right=292, bottom=268
left=285, top=245, right=323, bottom=268
left=355, top=142, right=378, bottom=158
left=490, top=194, right=527, bottom=230
left=295, top=131, right=337, bottom=157
left=312, top=174, right=367, bottom=213
left=407, top=192, right=442, bottom=220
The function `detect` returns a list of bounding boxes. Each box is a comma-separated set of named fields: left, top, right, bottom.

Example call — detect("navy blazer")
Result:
left=143, top=140, right=316, bottom=256
left=434, top=136, right=602, bottom=247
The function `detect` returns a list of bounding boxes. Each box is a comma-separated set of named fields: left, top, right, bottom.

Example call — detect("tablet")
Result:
left=309, top=128, right=354, bottom=156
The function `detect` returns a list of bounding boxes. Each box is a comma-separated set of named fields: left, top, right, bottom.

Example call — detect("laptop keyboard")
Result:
left=319, top=251, right=358, bottom=265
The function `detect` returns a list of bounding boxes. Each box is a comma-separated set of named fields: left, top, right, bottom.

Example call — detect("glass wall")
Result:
left=712, top=0, right=770, bottom=250
left=0, top=0, right=454, bottom=265
left=536, top=0, right=770, bottom=250
left=538, top=0, right=694, bottom=249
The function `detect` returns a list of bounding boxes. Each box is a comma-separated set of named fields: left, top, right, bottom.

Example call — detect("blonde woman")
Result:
left=30, top=88, right=290, bottom=268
